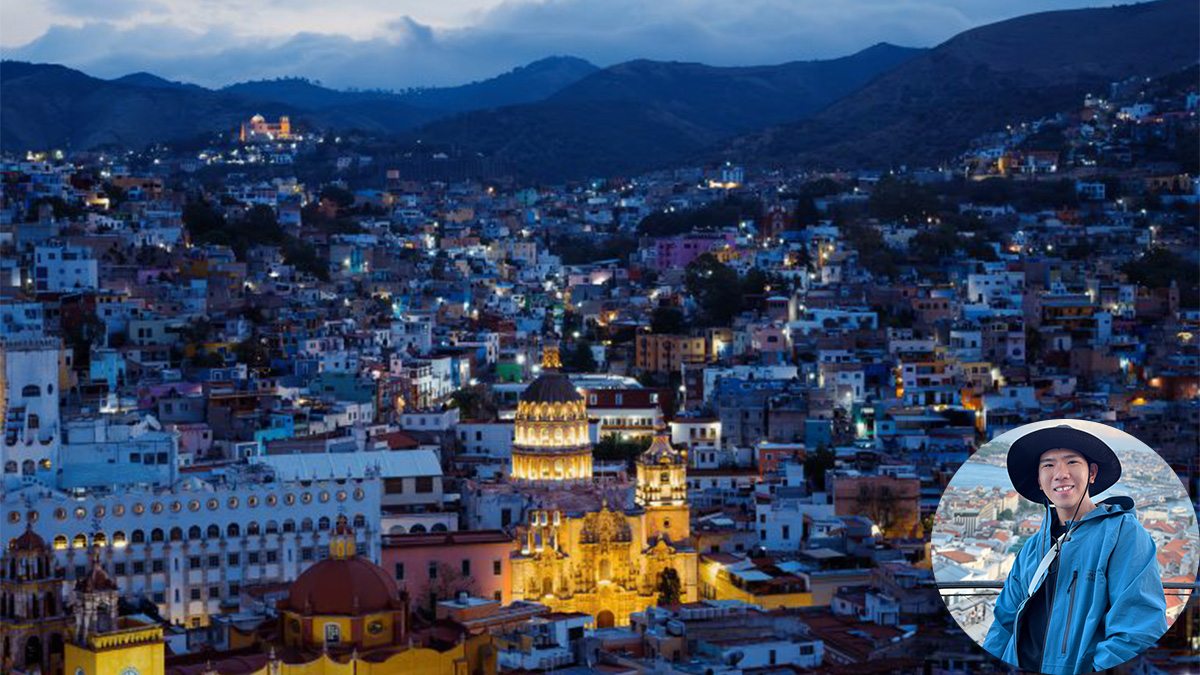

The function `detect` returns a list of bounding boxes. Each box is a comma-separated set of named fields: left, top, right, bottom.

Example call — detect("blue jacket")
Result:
left=982, top=496, right=1167, bottom=674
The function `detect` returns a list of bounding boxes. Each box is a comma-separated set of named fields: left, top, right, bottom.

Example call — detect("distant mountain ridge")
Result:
left=3, top=0, right=1195, bottom=178
left=410, top=43, right=925, bottom=179
left=0, top=56, right=601, bottom=151
left=727, top=0, right=1200, bottom=169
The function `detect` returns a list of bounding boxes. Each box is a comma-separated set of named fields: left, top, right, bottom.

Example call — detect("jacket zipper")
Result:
left=1061, top=571, right=1078, bottom=656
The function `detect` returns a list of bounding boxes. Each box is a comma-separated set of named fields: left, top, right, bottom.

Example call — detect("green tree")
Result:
left=650, top=306, right=687, bottom=334
left=804, top=446, right=837, bottom=492
left=868, top=176, right=940, bottom=222
left=685, top=254, right=743, bottom=326
left=562, top=341, right=597, bottom=373
left=449, top=384, right=498, bottom=421
left=594, top=435, right=652, bottom=466
left=656, top=568, right=682, bottom=607
left=319, top=185, right=355, bottom=208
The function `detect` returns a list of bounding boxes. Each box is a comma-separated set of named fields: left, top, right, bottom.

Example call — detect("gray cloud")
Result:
left=5, top=0, right=1109, bottom=89
left=47, top=0, right=168, bottom=20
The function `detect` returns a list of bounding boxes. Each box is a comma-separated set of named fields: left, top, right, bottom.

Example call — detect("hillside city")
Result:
left=1, top=58, right=1198, bottom=675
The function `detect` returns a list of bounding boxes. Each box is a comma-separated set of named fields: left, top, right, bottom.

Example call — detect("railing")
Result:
left=937, top=580, right=1198, bottom=597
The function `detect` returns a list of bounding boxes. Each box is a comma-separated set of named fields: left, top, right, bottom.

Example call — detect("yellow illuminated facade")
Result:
left=510, top=347, right=594, bottom=485
left=506, top=355, right=697, bottom=627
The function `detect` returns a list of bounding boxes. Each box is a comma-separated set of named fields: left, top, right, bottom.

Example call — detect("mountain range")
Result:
left=1, top=0, right=1197, bottom=179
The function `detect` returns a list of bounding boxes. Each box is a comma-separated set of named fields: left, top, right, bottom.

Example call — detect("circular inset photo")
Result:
left=931, top=419, right=1198, bottom=675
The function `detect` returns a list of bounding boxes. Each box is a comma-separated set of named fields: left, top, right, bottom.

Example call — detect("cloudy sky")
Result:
left=2, top=0, right=1111, bottom=89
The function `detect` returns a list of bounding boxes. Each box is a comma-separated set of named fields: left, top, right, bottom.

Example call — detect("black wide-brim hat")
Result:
left=1006, top=424, right=1122, bottom=504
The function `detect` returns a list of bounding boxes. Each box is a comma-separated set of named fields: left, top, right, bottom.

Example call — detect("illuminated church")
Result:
left=468, top=347, right=697, bottom=627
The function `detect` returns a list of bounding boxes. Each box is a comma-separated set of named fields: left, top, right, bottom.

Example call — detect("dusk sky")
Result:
left=3, top=0, right=1113, bottom=89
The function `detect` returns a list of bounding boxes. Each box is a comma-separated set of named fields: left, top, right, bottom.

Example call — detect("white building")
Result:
left=2, top=337, right=63, bottom=475
left=33, top=244, right=99, bottom=293
left=59, top=414, right=180, bottom=488
left=1, top=469, right=382, bottom=627
left=252, top=449, right=453, bottom=534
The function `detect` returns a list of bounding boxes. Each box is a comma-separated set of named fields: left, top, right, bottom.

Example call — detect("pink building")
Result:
left=169, top=422, right=214, bottom=462
left=654, top=233, right=735, bottom=271
left=382, top=530, right=515, bottom=612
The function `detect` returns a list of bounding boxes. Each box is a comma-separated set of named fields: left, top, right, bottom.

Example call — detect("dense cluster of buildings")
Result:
left=0, top=76, right=1196, bottom=674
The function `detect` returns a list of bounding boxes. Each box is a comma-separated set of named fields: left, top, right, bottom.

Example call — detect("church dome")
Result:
left=520, top=372, right=584, bottom=407
left=8, top=524, right=48, bottom=553
left=510, top=345, right=593, bottom=484
left=283, top=515, right=402, bottom=616
left=284, top=557, right=402, bottom=616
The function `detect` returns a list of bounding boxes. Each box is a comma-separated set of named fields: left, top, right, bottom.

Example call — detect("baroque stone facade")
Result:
left=492, top=349, right=697, bottom=627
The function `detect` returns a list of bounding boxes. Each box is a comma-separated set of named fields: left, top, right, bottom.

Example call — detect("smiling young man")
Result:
left=981, top=424, right=1167, bottom=675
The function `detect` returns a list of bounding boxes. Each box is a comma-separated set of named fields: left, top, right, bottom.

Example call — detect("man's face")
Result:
left=1038, top=448, right=1098, bottom=509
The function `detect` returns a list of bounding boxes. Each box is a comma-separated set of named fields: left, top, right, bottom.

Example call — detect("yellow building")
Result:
left=64, top=548, right=165, bottom=675
left=499, top=348, right=698, bottom=627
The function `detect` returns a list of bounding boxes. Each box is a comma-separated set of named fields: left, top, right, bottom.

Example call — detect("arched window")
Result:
left=53, top=535, right=67, bottom=550
left=246, top=522, right=260, bottom=536
left=352, top=514, right=366, bottom=530
left=227, top=523, right=240, bottom=537
left=21, top=461, right=34, bottom=476
left=187, top=526, right=201, bottom=540
left=265, top=520, right=279, bottom=535
left=72, top=534, right=87, bottom=549
left=92, top=532, right=107, bottom=547
left=317, top=517, right=330, bottom=531
left=27, top=415, right=39, bottom=430
left=207, top=525, right=220, bottom=539
left=4, top=461, right=15, bottom=473
left=282, top=519, right=296, bottom=533
left=300, top=518, right=313, bottom=532
left=150, top=528, right=164, bottom=542
left=409, top=524, right=426, bottom=534
left=430, top=523, right=447, bottom=532
left=131, top=530, right=145, bottom=544
left=112, top=531, right=126, bottom=547
left=169, top=527, right=182, bottom=542
left=21, top=385, right=40, bottom=397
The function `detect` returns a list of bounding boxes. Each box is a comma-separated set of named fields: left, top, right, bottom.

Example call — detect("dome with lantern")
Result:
left=510, top=345, right=593, bottom=485
left=278, top=515, right=408, bottom=652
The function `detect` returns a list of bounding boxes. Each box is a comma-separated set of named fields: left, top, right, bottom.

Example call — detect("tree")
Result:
left=685, top=254, right=743, bottom=326
left=593, top=435, right=652, bottom=466
left=562, top=341, right=597, bottom=373
left=650, top=306, right=686, bottom=334
left=868, top=176, right=940, bottom=222
left=656, top=568, right=682, bottom=607
left=449, top=384, right=498, bottom=421
left=421, top=562, right=479, bottom=616
left=804, top=447, right=836, bottom=492
left=319, top=185, right=355, bottom=208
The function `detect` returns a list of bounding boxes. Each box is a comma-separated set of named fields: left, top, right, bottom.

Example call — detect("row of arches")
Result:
left=385, top=522, right=449, bottom=535
left=52, top=514, right=369, bottom=549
